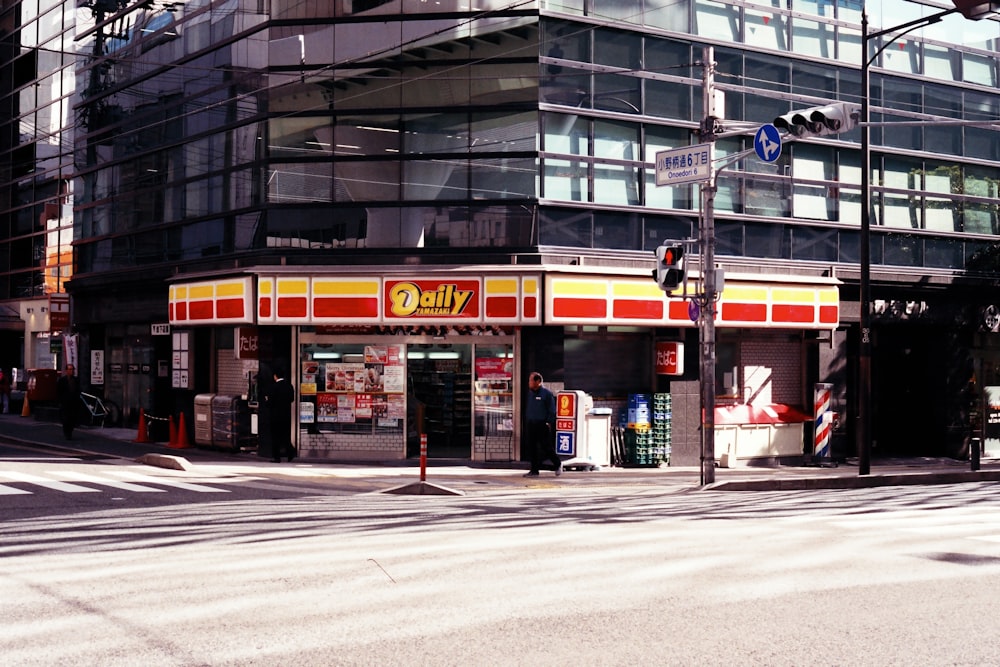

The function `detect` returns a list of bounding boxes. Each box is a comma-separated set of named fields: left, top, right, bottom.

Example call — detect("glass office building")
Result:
left=2, top=0, right=999, bottom=460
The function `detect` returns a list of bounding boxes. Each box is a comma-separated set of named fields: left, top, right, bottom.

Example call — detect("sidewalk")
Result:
left=2, top=412, right=999, bottom=492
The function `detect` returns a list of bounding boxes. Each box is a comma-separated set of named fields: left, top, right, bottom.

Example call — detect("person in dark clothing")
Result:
left=266, top=360, right=296, bottom=463
left=524, top=371, right=561, bottom=477
left=56, top=363, right=81, bottom=440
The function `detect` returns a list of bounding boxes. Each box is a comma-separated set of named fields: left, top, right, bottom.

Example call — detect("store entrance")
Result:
left=407, top=343, right=472, bottom=458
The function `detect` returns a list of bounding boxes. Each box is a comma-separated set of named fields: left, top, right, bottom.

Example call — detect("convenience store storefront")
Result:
left=167, top=267, right=839, bottom=463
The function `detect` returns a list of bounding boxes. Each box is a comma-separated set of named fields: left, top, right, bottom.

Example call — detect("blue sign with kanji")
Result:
left=556, top=431, right=575, bottom=456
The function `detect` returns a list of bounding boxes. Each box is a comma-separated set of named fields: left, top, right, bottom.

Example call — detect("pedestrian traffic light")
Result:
left=653, top=243, right=685, bottom=292
left=950, top=0, right=1000, bottom=19
left=773, top=102, right=860, bottom=138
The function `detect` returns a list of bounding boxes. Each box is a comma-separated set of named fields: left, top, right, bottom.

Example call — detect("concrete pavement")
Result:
left=2, top=412, right=999, bottom=492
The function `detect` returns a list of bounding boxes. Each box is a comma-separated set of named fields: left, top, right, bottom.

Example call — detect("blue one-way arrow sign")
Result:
left=754, top=124, right=781, bottom=163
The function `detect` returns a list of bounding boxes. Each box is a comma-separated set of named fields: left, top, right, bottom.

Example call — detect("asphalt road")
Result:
left=3, top=468, right=1000, bottom=666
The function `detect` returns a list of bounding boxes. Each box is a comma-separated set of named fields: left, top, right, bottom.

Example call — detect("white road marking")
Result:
left=0, top=470, right=100, bottom=493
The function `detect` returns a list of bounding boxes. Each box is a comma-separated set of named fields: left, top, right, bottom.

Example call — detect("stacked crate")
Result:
left=652, top=393, right=672, bottom=466
left=624, top=394, right=655, bottom=467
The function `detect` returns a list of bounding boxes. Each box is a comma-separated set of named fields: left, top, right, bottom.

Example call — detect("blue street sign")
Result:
left=754, top=124, right=781, bottom=163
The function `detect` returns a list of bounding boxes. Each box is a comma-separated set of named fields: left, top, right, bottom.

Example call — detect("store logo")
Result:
left=388, top=282, right=473, bottom=317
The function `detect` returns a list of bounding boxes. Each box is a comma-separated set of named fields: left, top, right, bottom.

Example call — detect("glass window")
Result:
left=403, top=158, right=468, bottom=200
left=593, top=73, right=640, bottom=114
left=792, top=19, right=835, bottom=60
left=792, top=62, right=838, bottom=98
left=403, top=114, right=467, bottom=155
left=744, top=6, right=787, bottom=51
left=594, top=163, right=641, bottom=206
left=884, top=234, right=922, bottom=267
left=791, top=227, right=838, bottom=261
left=837, top=27, right=862, bottom=66
left=542, top=158, right=589, bottom=202
left=594, top=28, right=641, bottom=70
left=474, top=344, right=514, bottom=438
left=298, top=342, right=406, bottom=437
left=594, top=119, right=639, bottom=161
left=645, top=171, right=695, bottom=210
left=643, top=215, right=693, bottom=250
left=694, top=0, right=741, bottom=41
left=538, top=207, right=593, bottom=247
left=746, top=223, right=791, bottom=259
left=470, top=112, right=537, bottom=154
left=963, top=52, right=996, bottom=87
left=645, top=78, right=692, bottom=121
left=645, top=0, right=690, bottom=32
left=471, top=63, right=538, bottom=105
left=542, top=19, right=590, bottom=64
left=881, top=38, right=920, bottom=75
left=593, top=211, right=641, bottom=249
left=924, top=44, right=959, bottom=81
left=924, top=238, right=963, bottom=269
left=471, top=157, right=537, bottom=200
left=269, top=162, right=335, bottom=204
left=334, top=160, right=400, bottom=202
left=543, top=113, right=590, bottom=155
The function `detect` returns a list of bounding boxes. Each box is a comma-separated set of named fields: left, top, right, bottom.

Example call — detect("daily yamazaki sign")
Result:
left=383, top=279, right=481, bottom=320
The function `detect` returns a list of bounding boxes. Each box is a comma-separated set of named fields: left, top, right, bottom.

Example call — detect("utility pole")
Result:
left=698, top=46, right=718, bottom=486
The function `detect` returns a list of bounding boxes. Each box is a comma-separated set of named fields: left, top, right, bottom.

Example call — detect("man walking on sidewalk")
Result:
left=524, top=371, right=561, bottom=477
left=56, top=364, right=80, bottom=440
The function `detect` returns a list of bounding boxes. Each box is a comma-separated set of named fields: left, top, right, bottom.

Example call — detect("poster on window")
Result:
left=475, top=357, right=513, bottom=380
left=364, top=365, right=384, bottom=392
left=325, top=363, right=365, bottom=392
left=356, top=393, right=373, bottom=419
left=316, top=393, right=337, bottom=423
left=383, top=364, right=404, bottom=393
left=337, top=394, right=357, bottom=422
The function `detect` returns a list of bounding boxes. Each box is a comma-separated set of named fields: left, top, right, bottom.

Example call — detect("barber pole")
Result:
left=813, top=383, right=833, bottom=459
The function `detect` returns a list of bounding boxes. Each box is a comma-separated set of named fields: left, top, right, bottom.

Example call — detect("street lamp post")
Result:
left=858, top=6, right=960, bottom=476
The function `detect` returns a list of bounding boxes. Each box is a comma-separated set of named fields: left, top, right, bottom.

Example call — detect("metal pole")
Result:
left=858, top=9, right=872, bottom=476
left=857, top=6, right=953, bottom=477
left=699, top=46, right=718, bottom=486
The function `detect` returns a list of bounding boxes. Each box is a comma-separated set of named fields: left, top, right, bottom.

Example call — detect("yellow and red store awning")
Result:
left=168, top=277, right=254, bottom=325
left=545, top=274, right=838, bottom=329
left=168, top=270, right=838, bottom=330
left=171, top=273, right=542, bottom=326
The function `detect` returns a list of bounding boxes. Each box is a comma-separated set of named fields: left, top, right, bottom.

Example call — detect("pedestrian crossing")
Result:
left=0, top=469, right=237, bottom=495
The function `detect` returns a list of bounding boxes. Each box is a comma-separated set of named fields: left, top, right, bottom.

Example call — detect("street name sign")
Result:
left=655, top=143, right=712, bottom=186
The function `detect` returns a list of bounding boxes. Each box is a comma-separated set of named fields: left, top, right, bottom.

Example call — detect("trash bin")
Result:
left=193, top=393, right=216, bottom=446
left=582, top=407, right=613, bottom=469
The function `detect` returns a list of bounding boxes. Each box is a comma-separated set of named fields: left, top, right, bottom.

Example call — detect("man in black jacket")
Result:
left=56, top=364, right=81, bottom=440
left=266, top=360, right=296, bottom=463
left=524, top=371, right=561, bottom=477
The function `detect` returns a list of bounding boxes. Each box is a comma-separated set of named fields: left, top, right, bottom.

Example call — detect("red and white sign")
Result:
left=655, top=341, right=684, bottom=375
left=236, top=327, right=259, bottom=360
left=49, top=294, right=70, bottom=333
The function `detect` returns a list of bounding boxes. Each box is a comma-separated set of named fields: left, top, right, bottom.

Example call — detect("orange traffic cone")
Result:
left=168, top=415, right=178, bottom=447
left=134, top=408, right=151, bottom=443
left=21, top=394, right=30, bottom=417
left=171, top=412, right=192, bottom=449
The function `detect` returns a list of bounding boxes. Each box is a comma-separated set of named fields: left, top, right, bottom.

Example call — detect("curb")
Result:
left=708, top=469, right=1000, bottom=491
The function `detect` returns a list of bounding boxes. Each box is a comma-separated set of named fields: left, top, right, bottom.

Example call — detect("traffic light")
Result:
left=653, top=243, right=685, bottom=292
left=951, top=0, right=1000, bottom=19
left=773, top=102, right=860, bottom=138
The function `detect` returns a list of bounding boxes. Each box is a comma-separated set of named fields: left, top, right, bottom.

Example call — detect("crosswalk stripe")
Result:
left=108, top=470, right=230, bottom=493
left=0, top=483, right=31, bottom=495
left=0, top=470, right=101, bottom=493
left=53, top=471, right=167, bottom=493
